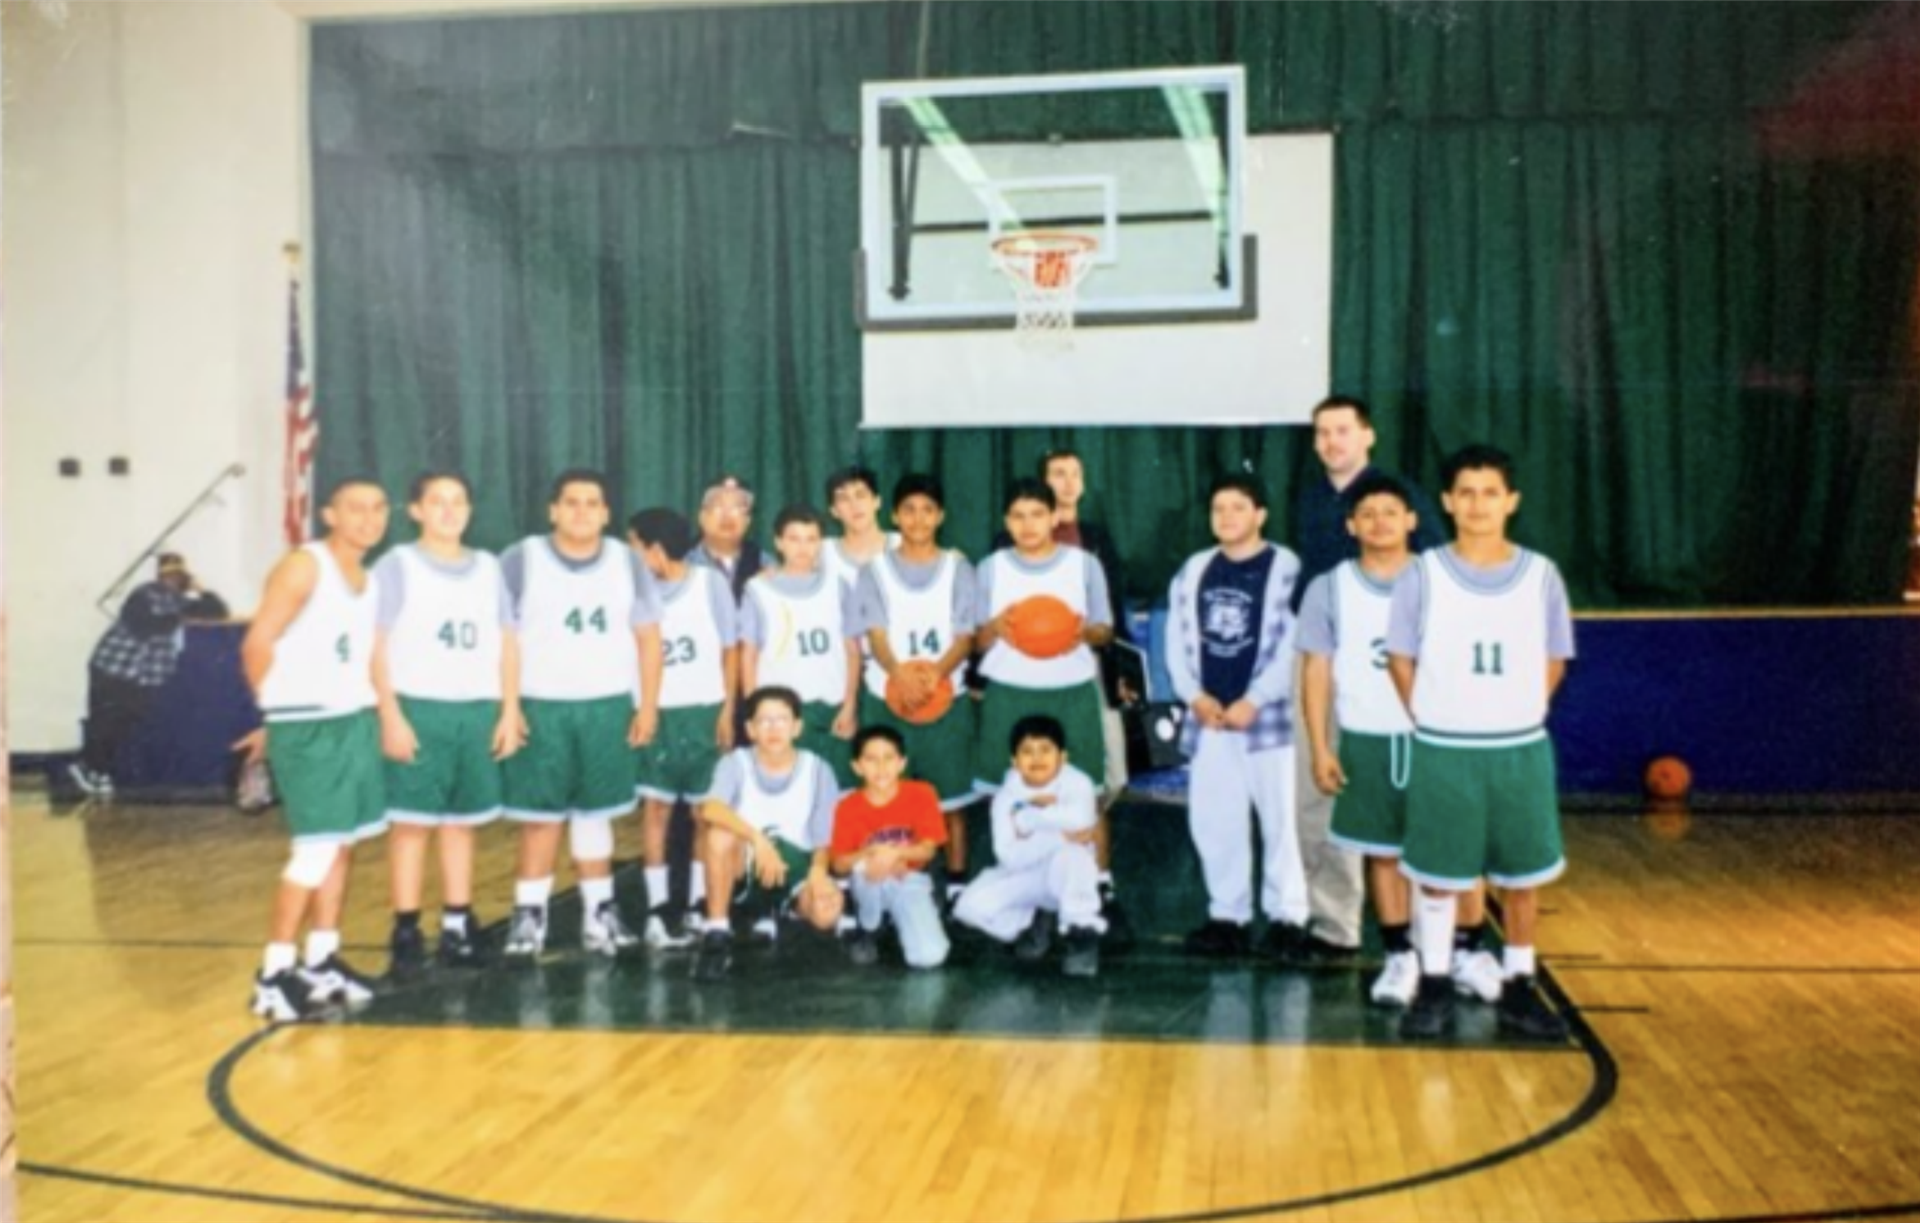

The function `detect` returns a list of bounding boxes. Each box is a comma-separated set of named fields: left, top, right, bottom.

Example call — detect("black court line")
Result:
left=18, top=1160, right=509, bottom=1221
left=197, top=970, right=1618, bottom=1223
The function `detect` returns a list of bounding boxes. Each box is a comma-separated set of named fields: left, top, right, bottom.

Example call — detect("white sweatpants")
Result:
left=1187, top=728, right=1307, bottom=926
left=953, top=844, right=1106, bottom=940
left=1291, top=661, right=1366, bottom=945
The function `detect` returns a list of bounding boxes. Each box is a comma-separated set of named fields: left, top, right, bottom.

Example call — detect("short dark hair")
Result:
left=852, top=724, right=906, bottom=759
left=323, top=474, right=384, bottom=506
left=1004, top=477, right=1056, bottom=514
left=1037, top=447, right=1082, bottom=480
left=550, top=467, right=611, bottom=507
left=1208, top=473, right=1268, bottom=511
left=1010, top=713, right=1066, bottom=755
left=1312, top=396, right=1373, bottom=427
left=744, top=686, right=803, bottom=722
left=1343, top=472, right=1414, bottom=516
left=1440, top=444, right=1517, bottom=493
left=627, top=507, right=694, bottom=559
left=825, top=465, right=880, bottom=503
left=408, top=470, right=471, bottom=504
left=774, top=504, right=825, bottom=536
left=891, top=472, right=944, bottom=510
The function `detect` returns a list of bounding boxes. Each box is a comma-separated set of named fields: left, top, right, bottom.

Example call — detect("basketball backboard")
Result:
left=858, top=66, right=1251, bottom=329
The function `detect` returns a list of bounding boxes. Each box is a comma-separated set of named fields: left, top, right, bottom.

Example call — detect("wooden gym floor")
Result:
left=12, top=785, right=1920, bottom=1223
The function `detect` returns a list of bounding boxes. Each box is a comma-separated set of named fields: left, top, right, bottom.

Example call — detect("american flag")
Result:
left=282, top=275, right=317, bottom=547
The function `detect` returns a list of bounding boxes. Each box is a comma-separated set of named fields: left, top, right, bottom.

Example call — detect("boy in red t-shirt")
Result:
left=830, top=725, right=951, bottom=969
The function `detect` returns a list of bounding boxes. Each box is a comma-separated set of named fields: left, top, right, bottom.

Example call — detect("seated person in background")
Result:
left=73, top=551, right=227, bottom=796
left=829, top=725, right=950, bottom=970
left=953, top=715, right=1105, bottom=978
left=693, top=685, right=844, bottom=981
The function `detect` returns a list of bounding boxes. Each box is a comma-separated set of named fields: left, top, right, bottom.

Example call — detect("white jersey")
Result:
left=516, top=539, right=639, bottom=703
left=385, top=545, right=505, bottom=702
left=736, top=748, right=825, bottom=849
left=821, top=533, right=897, bottom=594
left=1410, top=548, right=1550, bottom=745
left=258, top=542, right=379, bottom=723
left=658, top=566, right=730, bottom=709
left=747, top=571, right=847, bottom=704
left=1331, top=561, right=1414, bottom=736
left=862, top=550, right=968, bottom=698
left=979, top=548, right=1098, bottom=689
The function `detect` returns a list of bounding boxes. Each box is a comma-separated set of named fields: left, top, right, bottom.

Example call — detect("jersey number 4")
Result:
left=565, top=607, right=610, bottom=635
left=1471, top=642, right=1505, bottom=676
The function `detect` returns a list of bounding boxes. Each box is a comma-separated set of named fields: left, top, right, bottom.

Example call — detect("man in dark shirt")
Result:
left=73, top=552, right=227, bottom=795
left=687, top=475, right=771, bottom=605
left=1289, top=397, right=1441, bottom=957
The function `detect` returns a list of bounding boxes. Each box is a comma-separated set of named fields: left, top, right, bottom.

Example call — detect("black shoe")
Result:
left=845, top=927, right=880, bottom=967
left=388, top=922, right=428, bottom=980
left=1399, top=975, right=1457, bottom=1040
left=1183, top=919, right=1252, bottom=959
left=1014, top=910, right=1058, bottom=962
left=692, top=929, right=734, bottom=982
left=1099, top=889, right=1136, bottom=952
left=1496, top=975, right=1570, bottom=1042
left=437, top=917, right=486, bottom=969
left=1061, top=926, right=1100, bottom=978
left=1306, top=934, right=1362, bottom=965
left=1257, top=921, right=1313, bottom=965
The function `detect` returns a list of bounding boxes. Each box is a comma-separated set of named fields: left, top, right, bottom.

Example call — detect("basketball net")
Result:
left=992, top=231, right=1097, bottom=350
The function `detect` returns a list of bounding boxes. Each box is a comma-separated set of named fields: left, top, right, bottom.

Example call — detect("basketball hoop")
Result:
left=991, top=231, right=1098, bottom=347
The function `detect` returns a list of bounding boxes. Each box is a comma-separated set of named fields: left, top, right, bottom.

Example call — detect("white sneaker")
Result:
left=299, top=955, right=376, bottom=1006
left=584, top=901, right=641, bottom=956
left=750, top=915, right=779, bottom=943
left=503, top=905, right=547, bottom=959
left=1452, top=948, right=1505, bottom=1003
left=643, top=910, right=694, bottom=950
left=1370, top=951, right=1421, bottom=1008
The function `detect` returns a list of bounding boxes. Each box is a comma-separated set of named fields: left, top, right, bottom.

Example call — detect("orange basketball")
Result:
left=885, top=661, right=954, bottom=725
left=1005, top=594, right=1084, bottom=659
left=1644, top=755, right=1692, bottom=802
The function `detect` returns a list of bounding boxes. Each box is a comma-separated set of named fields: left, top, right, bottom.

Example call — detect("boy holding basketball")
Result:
left=693, top=686, right=845, bottom=981
left=628, top=507, right=739, bottom=948
left=829, top=725, right=950, bottom=969
left=740, top=505, right=863, bottom=788
left=971, top=478, right=1115, bottom=800
left=1166, top=475, right=1307, bottom=962
left=1388, top=445, right=1575, bottom=1042
left=954, top=714, right=1105, bottom=977
left=854, top=473, right=978, bottom=891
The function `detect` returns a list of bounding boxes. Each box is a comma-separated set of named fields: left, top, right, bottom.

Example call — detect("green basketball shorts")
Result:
left=268, top=710, right=387, bottom=843
left=635, top=702, right=726, bottom=802
left=1400, top=734, right=1565, bottom=891
left=1327, top=729, right=1412, bottom=858
left=385, top=697, right=504, bottom=825
left=503, top=695, right=638, bottom=822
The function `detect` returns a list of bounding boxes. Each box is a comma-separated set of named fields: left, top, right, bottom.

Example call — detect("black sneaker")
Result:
left=845, top=927, right=880, bottom=967
left=1099, top=888, right=1136, bottom=952
left=1257, top=921, right=1313, bottom=966
left=1496, top=975, right=1570, bottom=1042
left=250, top=968, right=316, bottom=1022
left=1183, top=919, right=1252, bottom=959
left=692, top=929, right=734, bottom=982
left=388, top=922, right=428, bottom=981
left=1061, top=926, right=1101, bottom=978
left=1014, top=910, right=1058, bottom=962
left=301, top=955, right=377, bottom=1006
left=1306, top=934, right=1362, bottom=965
left=1399, top=975, right=1457, bottom=1040
left=437, top=918, right=486, bottom=969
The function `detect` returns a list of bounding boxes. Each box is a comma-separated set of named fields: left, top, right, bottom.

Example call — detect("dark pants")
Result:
left=82, top=668, right=158, bottom=776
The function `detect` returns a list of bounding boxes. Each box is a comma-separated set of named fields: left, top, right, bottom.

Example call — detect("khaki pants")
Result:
left=1292, top=656, right=1365, bottom=946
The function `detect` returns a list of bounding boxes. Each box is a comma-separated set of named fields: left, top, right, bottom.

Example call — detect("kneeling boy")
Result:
left=829, top=726, right=950, bottom=969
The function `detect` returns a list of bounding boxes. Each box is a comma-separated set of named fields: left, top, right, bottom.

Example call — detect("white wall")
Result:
left=3, top=1, right=306, bottom=752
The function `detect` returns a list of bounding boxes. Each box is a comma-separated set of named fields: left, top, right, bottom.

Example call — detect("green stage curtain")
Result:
left=312, top=1, right=1917, bottom=606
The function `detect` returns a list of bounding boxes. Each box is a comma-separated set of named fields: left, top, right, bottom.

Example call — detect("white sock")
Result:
left=1504, top=945, right=1536, bottom=979
left=690, top=862, right=707, bottom=903
left=580, top=876, right=615, bottom=914
left=515, top=877, right=553, bottom=910
left=645, top=865, right=669, bottom=909
left=304, top=929, right=341, bottom=968
left=1415, top=891, right=1456, bottom=978
left=263, top=942, right=298, bottom=976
